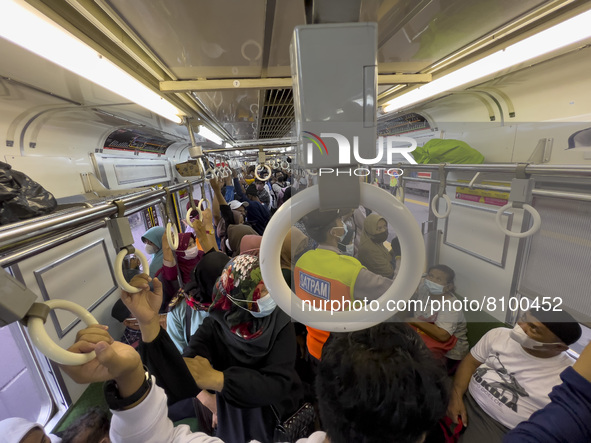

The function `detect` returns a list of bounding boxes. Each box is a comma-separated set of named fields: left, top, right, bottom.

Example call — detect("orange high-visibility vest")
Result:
left=294, top=248, right=364, bottom=359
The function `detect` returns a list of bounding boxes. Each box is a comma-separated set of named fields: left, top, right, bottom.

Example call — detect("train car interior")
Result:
left=1, top=0, right=591, bottom=438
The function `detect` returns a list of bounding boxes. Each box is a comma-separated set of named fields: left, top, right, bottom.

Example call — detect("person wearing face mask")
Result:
left=357, top=213, right=397, bottom=277
left=407, top=265, right=469, bottom=369
left=336, top=210, right=356, bottom=257
left=295, top=209, right=393, bottom=363
left=447, top=307, right=581, bottom=443
left=124, top=254, right=304, bottom=443
left=253, top=178, right=272, bottom=211
left=141, top=226, right=166, bottom=278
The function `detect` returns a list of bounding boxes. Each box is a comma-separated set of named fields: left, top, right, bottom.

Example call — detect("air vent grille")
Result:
left=258, top=89, right=294, bottom=139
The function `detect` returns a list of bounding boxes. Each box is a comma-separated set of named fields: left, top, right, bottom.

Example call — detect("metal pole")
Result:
left=384, top=163, right=591, bottom=176
left=402, top=176, right=591, bottom=202
left=0, top=220, right=107, bottom=268
left=0, top=205, right=116, bottom=250
left=0, top=180, right=203, bottom=252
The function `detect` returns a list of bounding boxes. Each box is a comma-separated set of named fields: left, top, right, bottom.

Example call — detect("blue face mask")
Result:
left=424, top=279, right=445, bottom=295
left=226, top=293, right=277, bottom=318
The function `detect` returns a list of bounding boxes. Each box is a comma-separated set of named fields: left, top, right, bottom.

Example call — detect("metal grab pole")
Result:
left=0, top=220, right=107, bottom=268
left=380, top=163, right=591, bottom=177
left=0, top=181, right=203, bottom=252
left=402, top=176, right=591, bottom=202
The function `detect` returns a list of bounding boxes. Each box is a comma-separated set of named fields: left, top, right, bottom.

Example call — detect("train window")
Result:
left=517, top=195, right=591, bottom=322
left=0, top=322, right=56, bottom=425
left=568, top=323, right=591, bottom=357
left=128, top=206, right=164, bottom=263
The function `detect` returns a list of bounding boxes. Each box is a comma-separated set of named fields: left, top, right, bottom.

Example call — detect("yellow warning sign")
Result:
left=455, top=180, right=510, bottom=206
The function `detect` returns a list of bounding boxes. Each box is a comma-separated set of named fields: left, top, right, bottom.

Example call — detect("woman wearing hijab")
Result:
left=239, top=234, right=262, bottom=255
left=166, top=251, right=230, bottom=353
left=161, top=232, right=203, bottom=285
left=141, top=226, right=166, bottom=278
left=357, top=213, right=397, bottom=278
left=128, top=254, right=303, bottom=443
left=226, top=224, right=258, bottom=257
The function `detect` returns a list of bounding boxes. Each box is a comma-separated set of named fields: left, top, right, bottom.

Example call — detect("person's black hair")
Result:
left=246, top=183, right=258, bottom=196
left=427, top=264, right=455, bottom=285
left=61, top=407, right=110, bottom=443
left=529, top=307, right=582, bottom=345
left=302, top=209, right=340, bottom=244
left=317, top=323, right=449, bottom=443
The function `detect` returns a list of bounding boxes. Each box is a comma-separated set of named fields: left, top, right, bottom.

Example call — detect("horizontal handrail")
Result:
left=0, top=180, right=203, bottom=255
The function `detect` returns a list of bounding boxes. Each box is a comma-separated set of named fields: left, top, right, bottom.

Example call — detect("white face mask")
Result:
left=226, top=293, right=277, bottom=318
left=331, top=221, right=349, bottom=243
left=424, top=279, right=445, bottom=295
left=145, top=244, right=158, bottom=255
left=183, top=246, right=199, bottom=259
left=510, top=324, right=563, bottom=350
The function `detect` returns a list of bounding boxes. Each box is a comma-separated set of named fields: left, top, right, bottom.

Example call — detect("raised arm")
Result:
left=61, top=326, right=220, bottom=442
left=192, top=212, right=219, bottom=253
left=232, top=176, right=248, bottom=201
left=209, top=176, right=224, bottom=226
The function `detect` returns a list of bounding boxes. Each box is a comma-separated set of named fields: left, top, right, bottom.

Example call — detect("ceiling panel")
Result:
left=377, top=0, right=549, bottom=72
left=266, top=0, right=307, bottom=77
left=106, top=0, right=267, bottom=79
left=192, top=89, right=259, bottom=141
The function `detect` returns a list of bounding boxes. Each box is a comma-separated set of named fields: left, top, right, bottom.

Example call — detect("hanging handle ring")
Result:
left=27, top=300, right=99, bottom=366
left=114, top=248, right=150, bottom=293
left=254, top=164, right=272, bottom=181
left=431, top=194, right=452, bottom=218
left=166, top=222, right=179, bottom=250
left=495, top=203, right=541, bottom=238
left=260, top=183, right=425, bottom=332
left=186, top=205, right=204, bottom=224
left=431, top=164, right=451, bottom=219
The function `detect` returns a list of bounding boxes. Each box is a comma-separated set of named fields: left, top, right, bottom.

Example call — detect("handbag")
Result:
left=409, top=324, right=458, bottom=359
left=271, top=402, right=316, bottom=442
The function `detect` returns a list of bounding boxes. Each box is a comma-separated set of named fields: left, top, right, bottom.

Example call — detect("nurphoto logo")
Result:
left=302, top=132, right=418, bottom=177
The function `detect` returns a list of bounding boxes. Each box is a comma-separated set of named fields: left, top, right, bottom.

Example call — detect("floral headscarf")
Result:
left=210, top=254, right=268, bottom=338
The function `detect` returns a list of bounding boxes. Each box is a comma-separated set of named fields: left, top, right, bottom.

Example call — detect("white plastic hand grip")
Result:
left=114, top=249, right=150, bottom=293
left=186, top=205, right=203, bottom=224
left=495, top=203, right=541, bottom=238
left=198, top=198, right=211, bottom=211
left=166, top=222, right=179, bottom=250
left=431, top=194, right=452, bottom=219
left=254, top=164, right=271, bottom=181
left=280, top=160, right=289, bottom=169
left=260, top=183, right=425, bottom=332
left=27, top=299, right=98, bottom=366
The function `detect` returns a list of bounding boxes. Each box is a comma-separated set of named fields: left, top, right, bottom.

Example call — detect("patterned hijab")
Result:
left=210, top=254, right=269, bottom=338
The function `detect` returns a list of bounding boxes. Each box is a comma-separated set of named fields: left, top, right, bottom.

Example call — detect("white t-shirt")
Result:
left=413, top=285, right=469, bottom=360
left=468, top=327, right=575, bottom=429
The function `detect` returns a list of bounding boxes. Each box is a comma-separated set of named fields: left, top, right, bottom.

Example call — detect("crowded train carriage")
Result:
left=1, top=0, right=591, bottom=442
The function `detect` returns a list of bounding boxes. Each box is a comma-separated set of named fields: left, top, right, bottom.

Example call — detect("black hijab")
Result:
left=182, top=251, right=230, bottom=306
